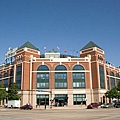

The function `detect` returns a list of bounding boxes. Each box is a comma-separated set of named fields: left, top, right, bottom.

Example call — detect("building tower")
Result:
left=80, top=41, right=107, bottom=103
left=14, top=41, right=40, bottom=105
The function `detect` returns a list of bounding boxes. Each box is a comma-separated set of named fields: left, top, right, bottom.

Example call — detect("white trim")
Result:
left=32, top=57, right=91, bottom=63
left=0, top=76, right=13, bottom=80
left=89, top=62, right=92, bottom=89
left=91, top=61, right=98, bottom=63
left=21, top=62, right=23, bottom=89
left=98, top=62, right=100, bottom=89
left=23, top=61, right=30, bottom=64
left=107, top=75, right=120, bottom=79
left=30, top=57, right=33, bottom=90
left=104, top=64, right=107, bottom=89
left=13, top=64, right=16, bottom=83
left=80, top=47, right=104, bottom=54
left=32, top=70, right=90, bottom=73
left=16, top=47, right=40, bottom=55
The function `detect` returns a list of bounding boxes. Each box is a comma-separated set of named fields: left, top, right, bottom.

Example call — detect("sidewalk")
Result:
left=0, top=105, right=87, bottom=110
left=34, top=105, right=87, bottom=110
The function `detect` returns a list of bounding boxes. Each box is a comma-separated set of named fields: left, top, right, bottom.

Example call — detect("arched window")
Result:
left=73, top=65, right=84, bottom=70
left=110, top=72, right=115, bottom=89
left=72, top=65, right=85, bottom=88
left=4, top=73, right=8, bottom=88
left=36, top=65, right=49, bottom=89
left=55, top=65, right=67, bottom=89
left=55, top=65, right=67, bottom=71
left=116, top=73, right=120, bottom=85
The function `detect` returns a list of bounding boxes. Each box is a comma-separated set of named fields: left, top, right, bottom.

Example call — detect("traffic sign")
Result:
left=38, top=90, right=43, bottom=92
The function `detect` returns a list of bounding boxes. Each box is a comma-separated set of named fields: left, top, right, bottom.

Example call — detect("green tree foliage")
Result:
left=109, top=87, right=118, bottom=99
left=117, top=81, right=120, bottom=91
left=0, top=84, right=7, bottom=101
left=116, top=81, right=120, bottom=101
left=7, top=83, right=20, bottom=100
left=105, top=86, right=120, bottom=99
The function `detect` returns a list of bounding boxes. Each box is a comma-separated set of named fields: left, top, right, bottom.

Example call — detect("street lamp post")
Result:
left=50, top=90, right=52, bottom=109
left=6, top=87, right=8, bottom=104
left=85, top=98, right=87, bottom=106
left=6, top=87, right=8, bottom=92
left=37, top=89, right=52, bottom=109
left=118, top=91, right=120, bottom=102
left=45, top=95, right=46, bottom=109
left=101, top=97, right=102, bottom=104
left=105, top=94, right=108, bottom=104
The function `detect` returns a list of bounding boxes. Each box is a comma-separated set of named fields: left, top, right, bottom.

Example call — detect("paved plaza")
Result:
left=0, top=107, right=120, bottom=120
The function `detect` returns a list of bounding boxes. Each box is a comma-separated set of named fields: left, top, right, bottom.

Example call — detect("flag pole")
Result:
left=44, top=47, right=46, bottom=53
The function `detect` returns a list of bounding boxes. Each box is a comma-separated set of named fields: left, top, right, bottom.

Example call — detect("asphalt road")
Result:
left=0, top=108, right=120, bottom=120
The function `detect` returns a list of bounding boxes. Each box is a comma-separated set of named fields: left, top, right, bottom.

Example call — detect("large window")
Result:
left=110, top=72, right=115, bottom=89
left=36, top=65, right=49, bottom=89
left=116, top=73, right=120, bottom=85
left=55, top=65, right=67, bottom=89
left=4, top=73, right=8, bottom=88
left=16, top=66, right=22, bottom=89
left=99, top=65, right=105, bottom=89
left=10, top=70, right=13, bottom=85
left=72, top=65, right=85, bottom=88
left=73, top=94, right=86, bottom=105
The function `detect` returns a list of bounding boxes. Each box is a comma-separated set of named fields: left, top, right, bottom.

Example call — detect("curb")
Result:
left=33, top=106, right=87, bottom=110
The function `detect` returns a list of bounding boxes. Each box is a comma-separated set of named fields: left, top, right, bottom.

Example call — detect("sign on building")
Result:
left=5, top=47, right=18, bottom=63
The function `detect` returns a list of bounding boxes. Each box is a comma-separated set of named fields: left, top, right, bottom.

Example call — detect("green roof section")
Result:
left=18, top=41, right=39, bottom=51
left=81, top=41, right=103, bottom=50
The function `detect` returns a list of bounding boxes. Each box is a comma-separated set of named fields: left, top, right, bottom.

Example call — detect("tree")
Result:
left=0, top=84, right=7, bottom=101
left=116, top=81, right=120, bottom=101
left=105, top=87, right=118, bottom=99
left=117, top=81, right=120, bottom=91
left=109, top=87, right=118, bottom=99
left=7, top=83, right=20, bottom=100
left=105, top=81, right=120, bottom=102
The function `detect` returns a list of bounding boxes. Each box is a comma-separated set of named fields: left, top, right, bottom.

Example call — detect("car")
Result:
left=115, top=103, right=120, bottom=108
left=101, top=103, right=114, bottom=108
left=4, top=103, right=8, bottom=108
left=20, top=104, right=33, bottom=110
left=87, top=103, right=99, bottom=109
left=101, top=103, right=105, bottom=108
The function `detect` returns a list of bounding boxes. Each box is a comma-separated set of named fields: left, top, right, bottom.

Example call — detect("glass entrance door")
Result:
left=54, top=94, right=68, bottom=106
left=36, top=94, right=49, bottom=106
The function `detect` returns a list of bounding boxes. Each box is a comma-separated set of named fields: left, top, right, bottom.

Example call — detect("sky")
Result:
left=0, top=0, right=120, bottom=67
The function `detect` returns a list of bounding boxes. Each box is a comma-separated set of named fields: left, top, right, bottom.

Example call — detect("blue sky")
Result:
left=0, top=0, right=120, bottom=67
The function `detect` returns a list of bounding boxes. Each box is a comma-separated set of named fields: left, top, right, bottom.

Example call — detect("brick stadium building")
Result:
left=0, top=41, right=119, bottom=107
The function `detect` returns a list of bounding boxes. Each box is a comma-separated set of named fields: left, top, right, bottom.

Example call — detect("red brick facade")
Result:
left=0, top=41, right=120, bottom=107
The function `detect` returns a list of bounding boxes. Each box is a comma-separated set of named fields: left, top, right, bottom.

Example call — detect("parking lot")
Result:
left=0, top=107, right=120, bottom=120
